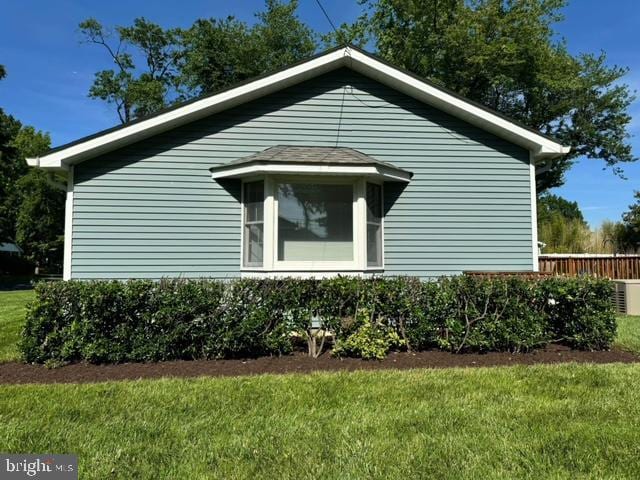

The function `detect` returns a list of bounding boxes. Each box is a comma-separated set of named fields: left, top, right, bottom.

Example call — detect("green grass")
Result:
left=615, top=315, right=640, bottom=353
left=0, top=289, right=33, bottom=362
left=1, top=365, right=640, bottom=479
left=1, top=291, right=640, bottom=477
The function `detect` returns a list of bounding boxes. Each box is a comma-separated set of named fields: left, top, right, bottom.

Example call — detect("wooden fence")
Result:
left=539, top=255, right=640, bottom=279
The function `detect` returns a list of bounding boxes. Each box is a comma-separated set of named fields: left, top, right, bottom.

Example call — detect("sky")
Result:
left=0, top=0, right=638, bottom=227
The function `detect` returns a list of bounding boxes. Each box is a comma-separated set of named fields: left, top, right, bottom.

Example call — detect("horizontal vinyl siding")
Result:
left=71, top=68, right=532, bottom=279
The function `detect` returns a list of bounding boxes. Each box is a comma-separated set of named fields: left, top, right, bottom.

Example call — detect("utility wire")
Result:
left=314, top=0, right=345, bottom=46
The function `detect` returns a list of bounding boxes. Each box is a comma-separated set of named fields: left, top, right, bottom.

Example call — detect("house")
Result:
left=27, top=46, right=569, bottom=280
left=0, top=242, right=22, bottom=256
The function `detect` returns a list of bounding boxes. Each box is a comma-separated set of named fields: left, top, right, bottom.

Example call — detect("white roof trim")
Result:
left=211, top=163, right=412, bottom=183
left=27, top=46, right=569, bottom=170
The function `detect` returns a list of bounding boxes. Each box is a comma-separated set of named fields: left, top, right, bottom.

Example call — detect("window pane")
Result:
left=243, top=181, right=264, bottom=267
left=277, top=183, right=353, bottom=262
left=367, top=223, right=382, bottom=267
left=366, top=183, right=382, bottom=267
left=244, top=224, right=263, bottom=266
left=366, top=183, right=382, bottom=222
left=244, top=181, right=264, bottom=223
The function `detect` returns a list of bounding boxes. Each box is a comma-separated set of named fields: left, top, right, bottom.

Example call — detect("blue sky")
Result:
left=0, top=0, right=638, bottom=226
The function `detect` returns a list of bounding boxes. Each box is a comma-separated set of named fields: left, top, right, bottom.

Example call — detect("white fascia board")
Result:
left=29, top=46, right=569, bottom=170
left=29, top=49, right=348, bottom=170
left=211, top=163, right=412, bottom=182
left=346, top=50, right=569, bottom=160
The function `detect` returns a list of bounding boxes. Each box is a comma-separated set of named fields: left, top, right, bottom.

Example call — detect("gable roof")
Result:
left=209, top=145, right=413, bottom=182
left=27, top=45, right=569, bottom=171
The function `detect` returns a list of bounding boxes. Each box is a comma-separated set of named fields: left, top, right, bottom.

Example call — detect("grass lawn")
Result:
left=1, top=365, right=640, bottom=479
left=0, top=289, right=33, bottom=362
left=616, top=315, right=640, bottom=353
left=1, top=290, right=640, bottom=478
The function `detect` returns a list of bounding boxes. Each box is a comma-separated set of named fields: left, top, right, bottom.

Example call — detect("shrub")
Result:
left=332, top=308, right=406, bottom=360
left=538, top=276, right=617, bottom=349
left=432, top=276, right=550, bottom=353
left=20, top=275, right=617, bottom=364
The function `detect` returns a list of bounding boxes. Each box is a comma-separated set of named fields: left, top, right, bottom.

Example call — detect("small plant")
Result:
left=333, top=309, right=406, bottom=360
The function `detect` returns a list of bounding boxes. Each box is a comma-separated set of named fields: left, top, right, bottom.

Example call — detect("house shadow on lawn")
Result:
left=0, top=276, right=35, bottom=292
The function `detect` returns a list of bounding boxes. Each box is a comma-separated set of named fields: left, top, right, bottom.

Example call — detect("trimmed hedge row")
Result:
left=20, top=276, right=617, bottom=364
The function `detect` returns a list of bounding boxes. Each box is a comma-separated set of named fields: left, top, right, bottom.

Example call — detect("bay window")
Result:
left=241, top=176, right=383, bottom=271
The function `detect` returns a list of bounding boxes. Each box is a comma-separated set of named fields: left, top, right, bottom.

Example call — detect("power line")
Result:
left=314, top=0, right=345, bottom=46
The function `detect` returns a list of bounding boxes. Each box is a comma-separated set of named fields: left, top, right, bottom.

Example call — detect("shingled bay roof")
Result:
left=210, top=145, right=413, bottom=182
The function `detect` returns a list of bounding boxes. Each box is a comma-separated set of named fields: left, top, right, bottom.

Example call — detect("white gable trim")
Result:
left=27, top=47, right=569, bottom=170
left=347, top=49, right=570, bottom=160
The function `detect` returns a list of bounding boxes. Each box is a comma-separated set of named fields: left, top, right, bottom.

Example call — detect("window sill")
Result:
left=241, top=268, right=384, bottom=278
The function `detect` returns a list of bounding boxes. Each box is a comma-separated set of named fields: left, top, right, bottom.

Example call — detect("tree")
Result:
left=537, top=193, right=585, bottom=225
left=15, top=170, right=64, bottom=272
left=0, top=110, right=25, bottom=242
left=179, top=0, right=316, bottom=96
left=179, top=17, right=253, bottom=95
left=0, top=101, right=51, bottom=244
left=538, top=214, right=590, bottom=253
left=621, top=191, right=640, bottom=251
left=597, top=220, right=631, bottom=254
left=248, top=0, right=317, bottom=73
left=350, top=0, right=636, bottom=191
left=79, top=17, right=183, bottom=123
left=0, top=65, right=61, bottom=271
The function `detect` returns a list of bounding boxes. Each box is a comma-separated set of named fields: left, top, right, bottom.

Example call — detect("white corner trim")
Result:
left=31, top=47, right=569, bottom=170
left=63, top=166, right=74, bottom=280
left=529, top=153, right=539, bottom=272
left=211, top=163, right=412, bottom=182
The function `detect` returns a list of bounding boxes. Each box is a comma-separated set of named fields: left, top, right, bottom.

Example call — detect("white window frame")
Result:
left=366, top=181, right=384, bottom=269
left=241, top=180, right=265, bottom=268
left=240, top=175, right=384, bottom=273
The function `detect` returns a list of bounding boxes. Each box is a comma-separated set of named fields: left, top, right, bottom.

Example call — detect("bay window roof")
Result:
left=209, top=145, right=413, bottom=182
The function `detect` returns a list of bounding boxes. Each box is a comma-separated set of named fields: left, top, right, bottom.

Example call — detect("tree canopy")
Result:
left=537, top=193, right=585, bottom=225
left=621, top=191, right=640, bottom=251
left=80, top=0, right=316, bottom=121
left=0, top=67, right=63, bottom=271
left=0, top=107, right=51, bottom=245
left=79, top=17, right=183, bottom=123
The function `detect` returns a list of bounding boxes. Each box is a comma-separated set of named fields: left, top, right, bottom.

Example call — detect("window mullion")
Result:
left=356, top=178, right=367, bottom=270
left=263, top=176, right=275, bottom=270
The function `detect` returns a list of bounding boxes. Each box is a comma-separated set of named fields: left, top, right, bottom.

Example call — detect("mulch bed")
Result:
left=0, top=344, right=638, bottom=385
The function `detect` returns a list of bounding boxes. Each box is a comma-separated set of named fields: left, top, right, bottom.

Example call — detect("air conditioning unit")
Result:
left=612, top=280, right=640, bottom=315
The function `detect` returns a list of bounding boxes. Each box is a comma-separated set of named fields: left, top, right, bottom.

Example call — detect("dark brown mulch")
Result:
left=1, top=344, right=638, bottom=385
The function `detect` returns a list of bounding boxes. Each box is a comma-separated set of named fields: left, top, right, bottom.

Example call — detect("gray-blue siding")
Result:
left=72, top=68, right=533, bottom=279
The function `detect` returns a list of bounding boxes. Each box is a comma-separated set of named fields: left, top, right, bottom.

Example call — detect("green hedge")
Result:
left=20, top=276, right=617, bottom=364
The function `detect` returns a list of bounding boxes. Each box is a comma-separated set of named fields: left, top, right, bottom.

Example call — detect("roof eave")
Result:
left=30, top=45, right=569, bottom=169
left=210, top=162, right=412, bottom=183
left=31, top=48, right=349, bottom=170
